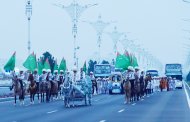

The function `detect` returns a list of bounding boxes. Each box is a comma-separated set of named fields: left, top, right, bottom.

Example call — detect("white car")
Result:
left=175, top=80, right=183, bottom=89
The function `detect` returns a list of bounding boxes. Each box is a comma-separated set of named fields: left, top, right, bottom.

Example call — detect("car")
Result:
left=108, top=72, right=124, bottom=94
left=175, top=80, right=183, bottom=89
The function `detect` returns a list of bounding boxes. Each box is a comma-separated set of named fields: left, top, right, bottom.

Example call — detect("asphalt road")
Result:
left=0, top=88, right=189, bottom=122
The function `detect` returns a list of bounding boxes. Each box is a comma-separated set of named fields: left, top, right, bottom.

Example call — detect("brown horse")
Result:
left=50, top=80, right=59, bottom=101
left=11, top=76, right=26, bottom=106
left=28, top=74, right=37, bottom=104
left=123, top=79, right=131, bottom=104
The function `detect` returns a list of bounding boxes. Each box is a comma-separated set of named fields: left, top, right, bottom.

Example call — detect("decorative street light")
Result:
left=25, top=0, right=32, bottom=55
left=54, top=0, right=97, bottom=66
left=107, top=26, right=124, bottom=55
left=83, top=15, right=112, bottom=63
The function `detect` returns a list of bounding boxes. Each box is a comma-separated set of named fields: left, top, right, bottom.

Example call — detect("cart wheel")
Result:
left=109, top=89, right=112, bottom=95
left=85, top=95, right=87, bottom=106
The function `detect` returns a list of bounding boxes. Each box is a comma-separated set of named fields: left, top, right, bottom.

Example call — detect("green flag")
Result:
left=44, top=58, right=51, bottom=70
left=54, top=60, right=59, bottom=71
left=4, top=52, right=16, bottom=71
left=133, top=55, right=139, bottom=67
left=59, top=58, right=66, bottom=72
left=38, top=59, right=44, bottom=75
left=23, top=52, right=37, bottom=71
left=83, top=61, right=87, bottom=73
left=115, top=52, right=129, bottom=70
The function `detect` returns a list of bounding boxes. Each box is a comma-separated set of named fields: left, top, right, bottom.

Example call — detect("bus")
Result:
left=94, top=64, right=114, bottom=78
left=165, top=64, right=182, bottom=81
left=146, top=70, right=159, bottom=77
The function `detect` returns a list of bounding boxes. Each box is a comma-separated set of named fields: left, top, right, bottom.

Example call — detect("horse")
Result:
left=123, top=78, right=131, bottom=104
left=134, top=73, right=141, bottom=101
left=61, top=78, right=72, bottom=108
left=45, top=81, right=52, bottom=102
left=134, top=81, right=141, bottom=101
left=50, top=80, right=59, bottom=101
left=38, top=82, right=46, bottom=103
left=11, top=76, right=26, bottom=106
left=28, top=74, right=37, bottom=104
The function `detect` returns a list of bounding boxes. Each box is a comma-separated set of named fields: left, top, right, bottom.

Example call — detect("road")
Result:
left=0, top=88, right=189, bottom=122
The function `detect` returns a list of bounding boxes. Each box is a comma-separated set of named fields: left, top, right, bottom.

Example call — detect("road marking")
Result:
left=183, top=81, right=190, bottom=109
left=99, top=120, right=106, bottom=122
left=25, top=104, right=31, bottom=107
left=0, top=100, right=12, bottom=104
left=118, top=109, right=125, bottom=113
left=141, top=99, right=144, bottom=101
left=94, top=99, right=100, bottom=102
left=132, top=103, right=136, bottom=106
left=184, top=81, right=190, bottom=90
left=47, top=110, right=58, bottom=114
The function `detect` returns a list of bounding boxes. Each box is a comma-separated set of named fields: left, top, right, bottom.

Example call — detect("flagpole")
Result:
left=83, top=15, right=112, bottom=63
left=53, top=0, right=97, bottom=67
left=25, top=0, right=32, bottom=55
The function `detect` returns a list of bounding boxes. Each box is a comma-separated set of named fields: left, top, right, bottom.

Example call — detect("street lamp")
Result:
left=83, top=15, right=112, bottom=63
left=107, top=26, right=124, bottom=55
left=25, top=0, right=32, bottom=55
left=54, top=0, right=97, bottom=66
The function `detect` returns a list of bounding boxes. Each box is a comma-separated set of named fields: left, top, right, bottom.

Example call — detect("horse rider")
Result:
left=59, top=70, right=65, bottom=84
left=139, top=71, right=145, bottom=97
left=53, top=70, right=59, bottom=82
left=46, top=69, right=53, bottom=87
left=17, top=69, right=25, bottom=101
left=71, top=66, right=80, bottom=84
left=90, top=71, right=97, bottom=95
left=18, top=69, right=25, bottom=92
left=33, top=69, right=39, bottom=89
left=127, top=66, right=135, bottom=88
left=40, top=69, right=47, bottom=83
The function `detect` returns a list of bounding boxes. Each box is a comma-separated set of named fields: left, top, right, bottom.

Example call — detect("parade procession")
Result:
left=1, top=0, right=190, bottom=122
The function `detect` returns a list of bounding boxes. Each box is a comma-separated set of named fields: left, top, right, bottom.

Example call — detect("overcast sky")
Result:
left=0, top=0, right=190, bottom=69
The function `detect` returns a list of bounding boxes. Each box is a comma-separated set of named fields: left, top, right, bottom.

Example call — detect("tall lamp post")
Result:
left=54, top=0, right=97, bottom=66
left=25, top=0, right=32, bottom=55
left=84, top=15, right=112, bottom=63
left=107, top=26, right=124, bottom=55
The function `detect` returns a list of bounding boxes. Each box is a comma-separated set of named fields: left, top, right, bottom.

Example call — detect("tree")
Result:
left=87, top=60, right=97, bottom=75
left=41, top=51, right=56, bottom=73
left=101, top=60, right=109, bottom=64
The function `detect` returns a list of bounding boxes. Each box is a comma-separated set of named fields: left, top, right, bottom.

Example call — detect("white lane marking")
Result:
left=0, top=100, right=12, bottom=104
left=47, top=110, right=58, bottom=114
left=184, top=81, right=190, bottom=90
left=94, top=99, right=100, bottom=102
left=132, top=103, right=136, bottom=106
left=99, top=120, right=106, bottom=122
left=183, top=81, right=190, bottom=109
left=141, top=99, right=144, bottom=101
left=25, top=104, right=31, bottom=107
left=118, top=109, right=125, bottom=113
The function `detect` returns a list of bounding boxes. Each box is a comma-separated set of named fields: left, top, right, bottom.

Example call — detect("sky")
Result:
left=0, top=0, right=190, bottom=70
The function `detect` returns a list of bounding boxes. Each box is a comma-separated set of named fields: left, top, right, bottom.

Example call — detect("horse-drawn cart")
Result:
left=61, top=76, right=92, bottom=108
